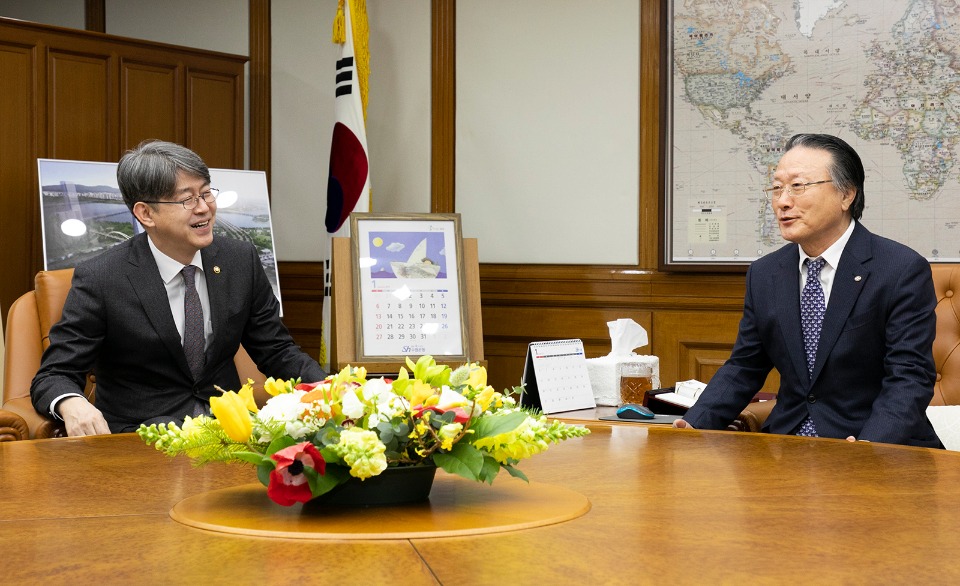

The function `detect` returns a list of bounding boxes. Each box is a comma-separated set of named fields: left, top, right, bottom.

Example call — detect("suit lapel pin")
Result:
left=854, top=275, right=862, bottom=282
left=213, top=266, right=221, bottom=274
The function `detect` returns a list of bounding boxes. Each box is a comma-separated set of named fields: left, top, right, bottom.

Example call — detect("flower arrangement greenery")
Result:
left=138, top=356, right=590, bottom=506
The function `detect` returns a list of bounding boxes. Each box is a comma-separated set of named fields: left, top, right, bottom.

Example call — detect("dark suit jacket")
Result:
left=683, top=222, right=942, bottom=448
left=31, top=234, right=327, bottom=432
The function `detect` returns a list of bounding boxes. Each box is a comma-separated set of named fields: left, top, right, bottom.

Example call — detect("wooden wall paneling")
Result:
left=119, top=59, right=182, bottom=148
left=431, top=0, right=455, bottom=213
left=652, top=310, right=780, bottom=393
left=652, top=310, right=741, bottom=387
left=248, top=0, right=271, bottom=186
left=482, top=305, right=653, bottom=393
left=46, top=48, right=114, bottom=162
left=84, top=0, right=106, bottom=33
left=640, top=0, right=662, bottom=270
left=0, top=38, right=41, bottom=316
left=277, top=261, right=325, bottom=361
left=185, top=68, right=244, bottom=169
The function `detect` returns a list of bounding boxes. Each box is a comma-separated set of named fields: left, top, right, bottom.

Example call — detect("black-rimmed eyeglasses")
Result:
left=141, top=188, right=219, bottom=210
left=763, top=180, right=832, bottom=201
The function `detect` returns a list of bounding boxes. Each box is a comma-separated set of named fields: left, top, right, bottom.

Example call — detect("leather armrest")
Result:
left=730, top=399, right=777, bottom=433
left=2, top=396, right=66, bottom=439
left=0, top=409, right=29, bottom=442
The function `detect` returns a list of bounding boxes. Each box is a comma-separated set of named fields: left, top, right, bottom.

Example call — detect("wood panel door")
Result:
left=0, top=38, right=41, bottom=308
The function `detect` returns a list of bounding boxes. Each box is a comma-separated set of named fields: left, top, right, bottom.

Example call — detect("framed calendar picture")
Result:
left=350, top=213, right=469, bottom=363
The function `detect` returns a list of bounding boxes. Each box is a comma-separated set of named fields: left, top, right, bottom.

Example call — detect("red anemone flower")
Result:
left=267, top=442, right=326, bottom=506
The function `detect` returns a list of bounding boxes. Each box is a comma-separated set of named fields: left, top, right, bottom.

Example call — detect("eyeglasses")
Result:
left=141, top=188, right=219, bottom=210
left=763, top=180, right=832, bottom=200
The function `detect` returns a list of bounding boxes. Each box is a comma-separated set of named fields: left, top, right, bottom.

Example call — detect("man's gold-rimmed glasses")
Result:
left=763, top=180, right=832, bottom=201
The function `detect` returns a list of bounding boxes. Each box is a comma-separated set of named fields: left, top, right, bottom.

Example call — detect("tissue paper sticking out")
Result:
left=608, top=318, right=648, bottom=356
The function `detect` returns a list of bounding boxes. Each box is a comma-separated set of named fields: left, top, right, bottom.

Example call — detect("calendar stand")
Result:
left=329, top=236, right=485, bottom=375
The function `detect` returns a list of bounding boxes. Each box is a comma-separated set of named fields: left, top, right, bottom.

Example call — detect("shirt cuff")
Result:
left=50, top=393, right=86, bottom=420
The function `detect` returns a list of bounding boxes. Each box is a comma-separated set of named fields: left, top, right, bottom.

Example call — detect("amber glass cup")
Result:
left=618, top=362, right=654, bottom=405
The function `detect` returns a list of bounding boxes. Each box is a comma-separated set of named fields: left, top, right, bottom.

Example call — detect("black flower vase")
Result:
left=303, top=462, right=438, bottom=508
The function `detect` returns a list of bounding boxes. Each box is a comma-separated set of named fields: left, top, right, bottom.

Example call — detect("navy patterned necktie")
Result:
left=797, top=257, right=826, bottom=437
left=181, top=265, right=205, bottom=380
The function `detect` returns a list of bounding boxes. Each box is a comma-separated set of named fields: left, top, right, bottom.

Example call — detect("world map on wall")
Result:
left=669, top=0, right=960, bottom=263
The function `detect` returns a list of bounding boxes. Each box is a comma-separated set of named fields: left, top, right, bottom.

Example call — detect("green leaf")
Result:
left=304, top=464, right=350, bottom=497
left=377, top=421, right=394, bottom=443
left=319, top=445, right=343, bottom=465
left=265, top=435, right=297, bottom=456
left=433, top=443, right=484, bottom=481
left=470, top=411, right=528, bottom=439
left=502, top=464, right=529, bottom=483
left=233, top=451, right=270, bottom=466
left=478, top=454, right=501, bottom=485
left=256, top=461, right=274, bottom=487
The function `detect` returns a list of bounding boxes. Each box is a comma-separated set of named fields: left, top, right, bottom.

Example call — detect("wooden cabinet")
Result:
left=0, top=17, right=246, bottom=316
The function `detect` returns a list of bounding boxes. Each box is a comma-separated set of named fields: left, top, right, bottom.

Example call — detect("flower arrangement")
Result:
left=138, top=356, right=590, bottom=506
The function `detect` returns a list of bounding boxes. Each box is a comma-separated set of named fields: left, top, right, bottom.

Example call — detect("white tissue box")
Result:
left=586, top=354, right=660, bottom=406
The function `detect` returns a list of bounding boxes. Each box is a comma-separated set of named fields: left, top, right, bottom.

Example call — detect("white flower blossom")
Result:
left=255, top=390, right=315, bottom=441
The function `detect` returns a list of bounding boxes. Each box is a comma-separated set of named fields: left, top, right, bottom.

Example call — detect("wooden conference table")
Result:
left=2, top=415, right=960, bottom=584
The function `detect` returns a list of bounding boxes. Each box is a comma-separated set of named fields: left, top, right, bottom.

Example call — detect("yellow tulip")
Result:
left=264, top=377, right=287, bottom=397
left=409, top=380, right=437, bottom=407
left=466, top=363, right=487, bottom=389
left=210, top=390, right=253, bottom=442
left=476, top=386, right=496, bottom=412
left=238, top=380, right=259, bottom=413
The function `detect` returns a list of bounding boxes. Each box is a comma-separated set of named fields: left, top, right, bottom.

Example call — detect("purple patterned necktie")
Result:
left=181, top=265, right=205, bottom=380
left=797, top=257, right=826, bottom=437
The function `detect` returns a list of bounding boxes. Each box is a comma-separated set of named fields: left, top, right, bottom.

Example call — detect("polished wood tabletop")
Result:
left=2, top=421, right=959, bottom=584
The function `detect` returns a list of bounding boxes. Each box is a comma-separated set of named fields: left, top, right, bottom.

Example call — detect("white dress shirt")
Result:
left=797, top=219, right=856, bottom=308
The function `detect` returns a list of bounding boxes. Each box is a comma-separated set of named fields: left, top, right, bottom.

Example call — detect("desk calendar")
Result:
left=351, top=213, right=469, bottom=362
left=521, top=339, right=596, bottom=414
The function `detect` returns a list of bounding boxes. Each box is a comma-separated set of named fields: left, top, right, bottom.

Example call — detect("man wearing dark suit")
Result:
left=31, top=140, right=326, bottom=436
left=675, top=134, right=942, bottom=448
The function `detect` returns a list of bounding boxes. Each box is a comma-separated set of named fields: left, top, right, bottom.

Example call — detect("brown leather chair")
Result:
left=0, top=314, right=30, bottom=441
left=733, top=263, right=960, bottom=432
left=2, top=269, right=267, bottom=439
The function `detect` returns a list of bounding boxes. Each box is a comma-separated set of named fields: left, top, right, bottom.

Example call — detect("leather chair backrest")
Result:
left=931, top=264, right=960, bottom=406
left=35, top=269, right=75, bottom=351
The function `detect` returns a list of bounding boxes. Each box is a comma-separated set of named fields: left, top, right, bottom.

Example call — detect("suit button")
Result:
left=807, top=394, right=816, bottom=403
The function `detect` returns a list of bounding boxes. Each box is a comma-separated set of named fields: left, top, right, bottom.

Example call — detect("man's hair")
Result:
left=117, top=140, right=211, bottom=211
left=784, top=133, right=865, bottom=220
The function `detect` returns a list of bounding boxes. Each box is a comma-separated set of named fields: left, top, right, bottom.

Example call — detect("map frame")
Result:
left=663, top=0, right=960, bottom=269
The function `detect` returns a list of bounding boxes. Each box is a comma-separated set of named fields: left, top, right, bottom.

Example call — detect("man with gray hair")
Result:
left=31, top=140, right=326, bottom=436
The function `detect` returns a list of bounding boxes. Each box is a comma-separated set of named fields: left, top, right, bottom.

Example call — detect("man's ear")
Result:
left=840, top=187, right=856, bottom=212
left=132, top=202, right=156, bottom=228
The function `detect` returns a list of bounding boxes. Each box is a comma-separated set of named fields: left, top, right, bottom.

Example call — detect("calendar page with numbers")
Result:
left=521, top=339, right=596, bottom=414
left=351, top=213, right=468, bottom=361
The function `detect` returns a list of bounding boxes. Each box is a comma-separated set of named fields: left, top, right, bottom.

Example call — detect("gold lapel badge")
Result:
left=213, top=266, right=221, bottom=274
left=854, top=275, right=862, bottom=282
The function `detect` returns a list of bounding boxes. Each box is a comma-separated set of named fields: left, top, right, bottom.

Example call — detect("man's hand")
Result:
left=673, top=418, right=695, bottom=429
left=58, top=397, right=111, bottom=437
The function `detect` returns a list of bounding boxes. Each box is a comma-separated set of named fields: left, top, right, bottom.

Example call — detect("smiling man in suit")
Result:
left=31, top=140, right=327, bottom=436
left=674, top=133, right=942, bottom=448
